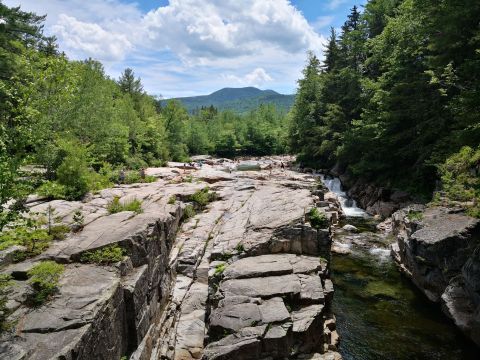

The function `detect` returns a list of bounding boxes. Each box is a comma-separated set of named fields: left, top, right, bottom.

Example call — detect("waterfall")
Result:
left=318, top=175, right=367, bottom=217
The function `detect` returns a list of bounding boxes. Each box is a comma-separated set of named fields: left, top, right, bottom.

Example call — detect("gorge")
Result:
left=1, top=159, right=479, bottom=359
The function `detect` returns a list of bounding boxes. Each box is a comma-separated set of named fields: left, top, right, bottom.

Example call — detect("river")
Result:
left=320, top=175, right=479, bottom=360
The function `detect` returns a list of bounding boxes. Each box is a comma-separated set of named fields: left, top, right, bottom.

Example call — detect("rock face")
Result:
left=391, top=206, right=480, bottom=346
left=0, top=158, right=341, bottom=360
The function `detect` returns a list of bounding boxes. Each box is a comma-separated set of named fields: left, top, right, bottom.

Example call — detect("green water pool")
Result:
left=332, top=250, right=479, bottom=359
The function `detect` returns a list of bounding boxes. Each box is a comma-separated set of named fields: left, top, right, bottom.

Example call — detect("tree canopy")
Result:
left=289, top=0, right=480, bottom=198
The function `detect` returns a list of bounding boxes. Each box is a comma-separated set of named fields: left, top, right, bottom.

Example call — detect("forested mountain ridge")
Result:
left=160, top=87, right=295, bottom=113
left=289, top=0, right=480, bottom=216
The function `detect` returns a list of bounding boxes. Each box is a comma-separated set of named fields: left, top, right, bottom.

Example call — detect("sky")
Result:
left=4, top=0, right=365, bottom=98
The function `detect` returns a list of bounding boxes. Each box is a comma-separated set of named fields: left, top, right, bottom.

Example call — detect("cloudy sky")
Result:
left=4, top=0, right=365, bottom=98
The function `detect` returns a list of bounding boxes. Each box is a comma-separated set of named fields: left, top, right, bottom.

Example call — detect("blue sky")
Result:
left=5, top=0, right=365, bottom=98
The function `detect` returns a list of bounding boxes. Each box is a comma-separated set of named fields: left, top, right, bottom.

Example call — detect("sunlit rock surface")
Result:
left=0, top=157, right=341, bottom=359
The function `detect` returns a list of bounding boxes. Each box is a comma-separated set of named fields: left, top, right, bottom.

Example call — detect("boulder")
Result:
left=341, top=224, right=358, bottom=233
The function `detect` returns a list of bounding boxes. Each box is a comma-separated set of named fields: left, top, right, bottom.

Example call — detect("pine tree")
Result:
left=118, top=68, right=144, bottom=96
left=322, top=27, right=339, bottom=73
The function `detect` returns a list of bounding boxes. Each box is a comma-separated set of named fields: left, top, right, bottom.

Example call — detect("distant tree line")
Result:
left=289, top=0, right=480, bottom=205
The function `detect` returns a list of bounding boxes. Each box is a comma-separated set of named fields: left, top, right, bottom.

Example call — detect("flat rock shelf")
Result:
left=0, top=157, right=342, bottom=360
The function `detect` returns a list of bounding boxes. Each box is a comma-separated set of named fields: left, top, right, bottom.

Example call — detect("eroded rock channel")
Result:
left=0, top=157, right=341, bottom=360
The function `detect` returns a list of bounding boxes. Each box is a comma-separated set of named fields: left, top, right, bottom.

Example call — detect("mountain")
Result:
left=160, top=87, right=295, bottom=113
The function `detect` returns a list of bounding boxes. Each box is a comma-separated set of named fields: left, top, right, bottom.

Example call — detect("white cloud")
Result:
left=140, top=0, right=324, bottom=62
left=222, top=68, right=273, bottom=87
left=2, top=0, right=328, bottom=97
left=52, top=15, right=133, bottom=61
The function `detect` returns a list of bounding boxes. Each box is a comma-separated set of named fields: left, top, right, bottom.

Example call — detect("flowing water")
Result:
left=319, top=175, right=479, bottom=359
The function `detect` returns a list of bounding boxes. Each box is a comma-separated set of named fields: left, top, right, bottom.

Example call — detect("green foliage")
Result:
left=218, top=252, right=233, bottom=261
left=72, top=209, right=85, bottom=232
left=168, top=195, right=177, bottom=204
left=438, top=146, right=480, bottom=217
left=235, top=243, right=245, bottom=253
left=189, top=187, right=217, bottom=208
left=0, top=274, right=13, bottom=332
left=80, top=244, right=125, bottom=265
left=0, top=226, right=52, bottom=257
left=307, top=207, right=329, bottom=229
left=36, top=181, right=67, bottom=199
left=289, top=0, right=480, bottom=199
left=183, top=204, right=196, bottom=220
left=406, top=210, right=423, bottom=222
left=27, top=261, right=64, bottom=306
left=49, top=224, right=70, bottom=240
left=107, top=197, right=143, bottom=214
left=55, top=140, right=91, bottom=200
left=214, top=263, right=226, bottom=276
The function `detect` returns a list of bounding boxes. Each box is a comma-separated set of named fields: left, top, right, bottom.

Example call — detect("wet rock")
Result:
left=342, top=224, right=358, bottom=233
left=392, top=206, right=480, bottom=346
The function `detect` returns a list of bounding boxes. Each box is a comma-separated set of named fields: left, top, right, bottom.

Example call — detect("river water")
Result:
left=319, top=175, right=479, bottom=360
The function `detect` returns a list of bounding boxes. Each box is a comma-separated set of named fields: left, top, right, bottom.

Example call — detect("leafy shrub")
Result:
left=55, top=142, right=91, bottom=200
left=27, top=261, right=64, bottom=306
left=80, top=245, right=125, bottom=264
left=0, top=227, right=52, bottom=257
left=144, top=175, right=156, bottom=183
left=189, top=187, right=217, bottom=208
left=36, top=181, right=67, bottom=199
left=125, top=155, right=147, bottom=170
left=168, top=195, right=177, bottom=204
left=438, top=146, right=480, bottom=218
left=107, top=197, right=143, bottom=214
left=214, top=263, right=226, bottom=276
left=184, top=175, right=193, bottom=183
left=86, top=171, right=112, bottom=192
left=307, top=207, right=329, bottom=229
left=406, top=210, right=423, bottom=221
left=183, top=204, right=196, bottom=220
left=0, top=274, right=12, bottom=332
left=125, top=171, right=141, bottom=184
left=49, top=224, right=70, bottom=240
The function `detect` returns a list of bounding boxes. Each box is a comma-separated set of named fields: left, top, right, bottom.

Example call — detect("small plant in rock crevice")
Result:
left=307, top=207, right=329, bottom=229
left=72, top=209, right=85, bottom=232
left=27, top=261, right=64, bottom=306
left=407, top=210, right=423, bottom=221
left=0, top=274, right=13, bottom=332
left=107, top=196, right=143, bottom=214
left=80, top=244, right=125, bottom=265
left=235, top=243, right=245, bottom=253
left=214, top=263, right=226, bottom=276
left=189, top=187, right=217, bottom=209
left=167, top=195, right=177, bottom=205
left=182, top=204, right=196, bottom=220
left=217, top=251, right=233, bottom=261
